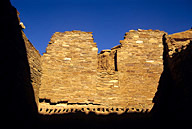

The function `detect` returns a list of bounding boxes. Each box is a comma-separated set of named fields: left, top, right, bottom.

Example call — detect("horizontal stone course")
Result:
left=38, top=29, right=192, bottom=115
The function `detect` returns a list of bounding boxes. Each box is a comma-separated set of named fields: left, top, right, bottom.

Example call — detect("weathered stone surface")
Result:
left=152, top=29, right=192, bottom=123
left=169, top=29, right=192, bottom=39
left=166, top=29, right=192, bottom=57
left=117, top=30, right=166, bottom=110
left=5, top=0, right=192, bottom=127
left=39, top=31, right=98, bottom=103
left=22, top=31, right=41, bottom=104
left=1, top=2, right=39, bottom=127
left=38, top=29, right=166, bottom=114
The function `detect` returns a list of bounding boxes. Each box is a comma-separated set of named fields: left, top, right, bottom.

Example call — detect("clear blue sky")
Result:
left=11, top=0, right=192, bottom=54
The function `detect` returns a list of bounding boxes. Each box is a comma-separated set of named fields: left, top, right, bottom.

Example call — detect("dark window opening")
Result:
left=114, top=50, right=118, bottom=71
left=49, top=109, right=53, bottom=113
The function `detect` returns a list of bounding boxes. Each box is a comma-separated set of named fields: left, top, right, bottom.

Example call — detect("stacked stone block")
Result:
left=39, top=31, right=98, bottom=103
left=22, top=31, right=42, bottom=104
left=38, top=29, right=168, bottom=114
left=166, top=29, right=192, bottom=57
left=96, top=48, right=121, bottom=106
left=117, top=29, right=165, bottom=109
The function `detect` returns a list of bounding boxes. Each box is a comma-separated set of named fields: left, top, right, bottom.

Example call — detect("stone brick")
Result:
left=39, top=31, right=98, bottom=103
left=38, top=29, right=167, bottom=114
left=117, top=30, right=166, bottom=109
left=22, top=31, right=42, bottom=104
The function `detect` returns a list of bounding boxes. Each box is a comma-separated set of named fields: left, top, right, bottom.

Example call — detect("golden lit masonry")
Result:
left=38, top=29, right=170, bottom=115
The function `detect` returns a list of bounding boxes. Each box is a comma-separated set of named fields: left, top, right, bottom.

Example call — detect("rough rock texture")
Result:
left=22, top=31, right=42, bottom=104
left=165, top=30, right=192, bottom=57
left=1, top=1, right=38, bottom=128
left=39, top=29, right=166, bottom=114
left=96, top=48, right=120, bottom=106
left=4, top=0, right=192, bottom=128
left=39, top=31, right=98, bottom=103
left=152, top=30, right=192, bottom=122
left=6, top=3, right=192, bottom=116
left=117, top=29, right=165, bottom=110
left=16, top=7, right=42, bottom=105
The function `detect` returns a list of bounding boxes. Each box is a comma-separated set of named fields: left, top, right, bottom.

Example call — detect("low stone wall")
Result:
left=38, top=102, right=149, bottom=115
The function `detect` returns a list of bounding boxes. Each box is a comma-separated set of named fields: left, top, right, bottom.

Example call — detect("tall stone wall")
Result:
left=1, top=1, right=38, bottom=127
left=22, top=31, right=41, bottom=104
left=16, top=8, right=41, bottom=105
left=38, top=29, right=167, bottom=115
left=152, top=29, right=192, bottom=123
left=39, top=31, right=98, bottom=103
left=117, top=29, right=165, bottom=110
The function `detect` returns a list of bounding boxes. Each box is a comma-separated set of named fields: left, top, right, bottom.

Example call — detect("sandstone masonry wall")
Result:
left=38, top=29, right=167, bottom=114
left=1, top=2, right=38, bottom=126
left=117, top=29, right=165, bottom=110
left=166, top=29, right=192, bottom=57
left=96, top=48, right=120, bottom=106
left=22, top=31, right=42, bottom=104
left=39, top=31, right=98, bottom=103
left=152, top=29, right=192, bottom=122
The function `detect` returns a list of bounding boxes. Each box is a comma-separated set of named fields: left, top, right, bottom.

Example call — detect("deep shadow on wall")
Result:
left=38, top=34, right=192, bottom=129
left=151, top=35, right=192, bottom=128
left=1, top=0, right=192, bottom=129
left=0, top=1, right=38, bottom=128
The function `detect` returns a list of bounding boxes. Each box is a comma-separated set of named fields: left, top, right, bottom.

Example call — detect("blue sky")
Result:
left=11, top=0, right=192, bottom=54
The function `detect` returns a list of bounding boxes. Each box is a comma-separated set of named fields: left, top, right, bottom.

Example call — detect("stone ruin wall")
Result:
left=18, top=18, right=191, bottom=115
left=166, top=30, right=192, bottom=99
left=152, top=29, right=192, bottom=118
left=166, top=29, right=192, bottom=58
left=163, top=29, right=192, bottom=84
left=39, top=31, right=98, bottom=104
left=16, top=11, right=42, bottom=105
left=38, top=29, right=166, bottom=115
left=117, top=30, right=165, bottom=110
left=22, top=31, right=42, bottom=104
left=5, top=2, right=192, bottom=125
left=96, top=48, right=120, bottom=107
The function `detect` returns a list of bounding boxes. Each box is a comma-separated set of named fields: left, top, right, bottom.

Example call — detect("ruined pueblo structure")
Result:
left=3, top=1, right=192, bottom=128
left=23, top=26, right=192, bottom=115
left=8, top=6, right=192, bottom=116
left=38, top=30, right=165, bottom=115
